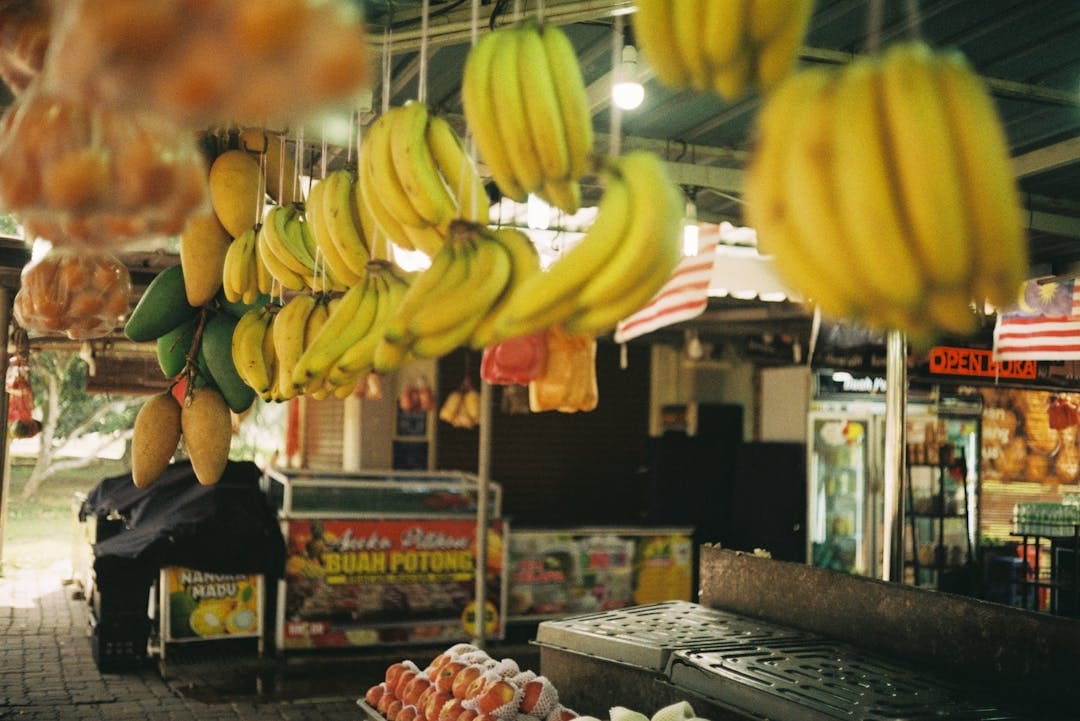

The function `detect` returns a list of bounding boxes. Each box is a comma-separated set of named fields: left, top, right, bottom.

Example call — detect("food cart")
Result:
left=264, top=466, right=507, bottom=652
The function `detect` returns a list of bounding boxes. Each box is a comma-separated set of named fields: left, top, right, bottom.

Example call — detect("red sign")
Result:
left=928, top=347, right=1036, bottom=379
left=282, top=518, right=506, bottom=648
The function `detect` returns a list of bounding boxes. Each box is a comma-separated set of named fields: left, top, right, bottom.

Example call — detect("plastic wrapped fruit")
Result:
left=0, top=0, right=49, bottom=95
left=13, top=247, right=132, bottom=339
left=0, top=85, right=208, bottom=248
left=44, top=0, right=371, bottom=128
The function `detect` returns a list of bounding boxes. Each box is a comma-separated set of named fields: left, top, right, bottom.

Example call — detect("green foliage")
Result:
left=28, top=351, right=139, bottom=437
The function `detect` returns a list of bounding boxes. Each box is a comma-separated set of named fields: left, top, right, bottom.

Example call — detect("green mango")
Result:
left=200, top=311, right=256, bottom=413
left=156, top=317, right=197, bottom=378
left=124, top=264, right=198, bottom=342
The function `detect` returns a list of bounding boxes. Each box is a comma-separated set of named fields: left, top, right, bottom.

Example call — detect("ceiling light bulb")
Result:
left=682, top=198, right=699, bottom=256
left=612, top=44, right=644, bottom=110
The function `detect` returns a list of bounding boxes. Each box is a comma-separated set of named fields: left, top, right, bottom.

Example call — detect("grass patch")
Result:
left=3, top=458, right=130, bottom=573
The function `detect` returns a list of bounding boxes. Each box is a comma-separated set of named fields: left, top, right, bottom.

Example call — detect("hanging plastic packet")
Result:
left=43, top=0, right=371, bottom=128
left=481, top=332, right=547, bottom=386
left=0, top=84, right=208, bottom=247
left=528, top=327, right=598, bottom=413
left=13, top=247, right=131, bottom=339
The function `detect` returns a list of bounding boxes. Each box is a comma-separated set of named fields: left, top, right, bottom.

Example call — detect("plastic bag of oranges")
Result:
left=13, top=247, right=132, bottom=340
left=0, top=84, right=208, bottom=248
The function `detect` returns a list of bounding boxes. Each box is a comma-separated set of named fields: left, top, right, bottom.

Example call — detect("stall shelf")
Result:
left=264, top=466, right=506, bottom=653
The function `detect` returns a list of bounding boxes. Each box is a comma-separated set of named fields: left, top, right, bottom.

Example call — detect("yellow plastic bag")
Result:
left=528, top=326, right=598, bottom=413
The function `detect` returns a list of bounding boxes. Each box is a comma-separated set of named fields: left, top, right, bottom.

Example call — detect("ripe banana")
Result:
left=362, top=110, right=429, bottom=229
left=491, top=27, right=544, bottom=196
left=256, top=220, right=306, bottom=292
left=673, top=0, right=712, bottom=90
left=426, top=115, right=490, bottom=225
left=328, top=270, right=407, bottom=384
left=540, top=24, right=594, bottom=182
left=291, top=276, right=379, bottom=388
left=879, top=42, right=971, bottom=288
left=461, top=30, right=526, bottom=202
left=389, top=101, right=456, bottom=228
left=469, top=227, right=541, bottom=349
left=517, top=24, right=571, bottom=185
left=632, top=0, right=691, bottom=89
left=259, top=314, right=279, bottom=402
left=356, top=145, right=415, bottom=253
left=572, top=151, right=683, bottom=328
left=409, top=234, right=513, bottom=356
left=830, top=58, right=924, bottom=309
left=222, top=227, right=257, bottom=304
left=322, top=168, right=372, bottom=277
left=231, top=306, right=273, bottom=395
left=754, top=0, right=814, bottom=91
left=383, top=243, right=459, bottom=344
left=306, top=176, right=362, bottom=287
left=935, top=50, right=1027, bottom=308
left=496, top=169, right=633, bottom=339
left=272, top=293, right=318, bottom=401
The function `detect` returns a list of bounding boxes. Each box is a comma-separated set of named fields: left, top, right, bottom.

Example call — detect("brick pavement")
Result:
left=0, top=566, right=371, bottom=720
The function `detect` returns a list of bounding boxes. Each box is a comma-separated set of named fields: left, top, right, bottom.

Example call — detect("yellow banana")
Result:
left=540, top=24, right=594, bottom=182
left=491, top=27, right=543, bottom=196
left=356, top=143, right=416, bottom=253
left=574, top=152, right=683, bottom=313
left=566, top=265, right=665, bottom=337
left=372, top=335, right=411, bottom=375
left=468, top=227, right=541, bottom=349
left=389, top=102, right=456, bottom=228
left=461, top=31, right=526, bottom=202
left=383, top=243, right=459, bottom=343
left=426, top=114, right=490, bottom=225
left=307, top=175, right=364, bottom=288
left=935, top=50, right=1028, bottom=309
left=256, top=222, right=306, bottom=292
left=272, top=293, right=318, bottom=401
left=831, top=57, right=925, bottom=309
left=754, top=0, right=813, bottom=90
left=291, top=277, right=379, bottom=387
left=631, top=0, right=690, bottom=89
left=401, top=223, right=445, bottom=257
left=254, top=230, right=276, bottom=296
left=321, top=168, right=371, bottom=278
left=748, top=0, right=795, bottom=44
left=780, top=70, right=873, bottom=315
left=240, top=251, right=260, bottom=306
left=260, top=313, right=279, bottom=402
left=283, top=205, right=319, bottom=272
left=711, top=50, right=752, bottom=101
left=537, top=177, right=581, bottom=216
left=362, top=112, right=429, bottom=229
left=401, top=240, right=478, bottom=340
left=518, top=24, right=571, bottom=185
left=263, top=205, right=314, bottom=276
left=409, top=235, right=512, bottom=344
left=232, top=306, right=273, bottom=395
left=674, top=0, right=714, bottom=91
left=497, top=170, right=632, bottom=337
left=222, top=227, right=255, bottom=303
left=699, top=0, right=743, bottom=75
left=879, top=42, right=971, bottom=288
left=329, top=274, right=396, bottom=384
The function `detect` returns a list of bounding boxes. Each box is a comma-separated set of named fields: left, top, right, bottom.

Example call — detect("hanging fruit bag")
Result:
left=528, top=326, right=598, bottom=413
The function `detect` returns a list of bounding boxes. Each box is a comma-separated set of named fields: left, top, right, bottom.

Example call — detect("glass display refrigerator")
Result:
left=807, top=374, right=981, bottom=581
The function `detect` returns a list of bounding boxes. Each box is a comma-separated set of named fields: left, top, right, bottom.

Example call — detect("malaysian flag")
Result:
left=993, top=278, right=1080, bottom=359
left=613, top=229, right=720, bottom=343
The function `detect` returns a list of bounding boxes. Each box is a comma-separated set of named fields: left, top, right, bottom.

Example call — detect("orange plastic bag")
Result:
left=528, top=327, right=598, bottom=413
left=13, top=247, right=131, bottom=339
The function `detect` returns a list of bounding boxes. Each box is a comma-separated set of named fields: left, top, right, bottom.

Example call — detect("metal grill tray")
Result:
left=669, top=642, right=1030, bottom=721
left=535, top=601, right=814, bottom=672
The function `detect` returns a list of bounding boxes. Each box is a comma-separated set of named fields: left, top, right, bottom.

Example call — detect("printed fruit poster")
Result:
left=164, top=567, right=261, bottom=642
left=282, top=518, right=507, bottom=648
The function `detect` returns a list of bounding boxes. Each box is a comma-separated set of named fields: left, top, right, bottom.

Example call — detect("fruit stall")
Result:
left=0, top=0, right=1078, bottom=716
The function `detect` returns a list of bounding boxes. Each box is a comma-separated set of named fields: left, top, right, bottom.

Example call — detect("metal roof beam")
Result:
left=1012, top=136, right=1080, bottom=178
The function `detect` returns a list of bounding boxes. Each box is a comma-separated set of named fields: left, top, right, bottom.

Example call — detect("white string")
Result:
left=382, top=24, right=393, bottom=113
left=418, top=0, right=430, bottom=103
left=608, top=15, right=624, bottom=157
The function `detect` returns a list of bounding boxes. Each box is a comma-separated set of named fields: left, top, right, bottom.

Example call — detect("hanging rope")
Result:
left=418, top=0, right=430, bottom=104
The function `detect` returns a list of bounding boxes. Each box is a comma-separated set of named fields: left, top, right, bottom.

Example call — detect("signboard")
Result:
left=281, top=518, right=507, bottom=649
left=162, top=568, right=262, bottom=642
left=507, top=529, right=693, bottom=620
left=927, top=347, right=1036, bottom=380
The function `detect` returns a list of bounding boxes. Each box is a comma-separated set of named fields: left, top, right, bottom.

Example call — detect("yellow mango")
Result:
left=181, top=387, right=232, bottom=486
left=208, top=149, right=263, bottom=238
left=132, top=392, right=182, bottom=489
left=179, top=212, right=231, bottom=306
